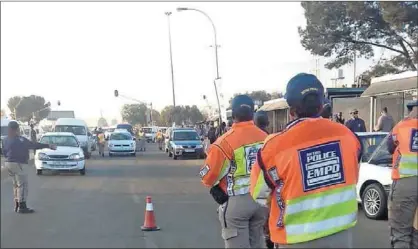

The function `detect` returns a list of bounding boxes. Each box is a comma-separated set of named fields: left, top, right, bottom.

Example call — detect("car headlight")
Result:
left=131, top=142, right=135, bottom=146
left=108, top=144, right=113, bottom=147
left=69, top=153, right=83, bottom=160
left=174, top=144, right=183, bottom=149
left=196, top=144, right=203, bottom=148
left=38, top=153, right=50, bottom=160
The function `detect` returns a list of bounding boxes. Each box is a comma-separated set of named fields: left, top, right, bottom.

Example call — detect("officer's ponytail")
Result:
left=295, top=93, right=322, bottom=118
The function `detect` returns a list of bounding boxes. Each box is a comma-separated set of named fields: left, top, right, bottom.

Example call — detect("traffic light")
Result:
left=114, top=90, right=119, bottom=97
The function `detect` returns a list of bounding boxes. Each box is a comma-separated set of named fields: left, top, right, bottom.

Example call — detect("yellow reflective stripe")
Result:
left=234, top=147, right=246, bottom=176
left=286, top=212, right=357, bottom=236
left=252, top=172, right=267, bottom=200
left=287, top=220, right=356, bottom=244
left=287, top=185, right=355, bottom=205
left=285, top=186, right=356, bottom=215
left=215, top=159, right=230, bottom=183
left=399, top=168, right=418, bottom=176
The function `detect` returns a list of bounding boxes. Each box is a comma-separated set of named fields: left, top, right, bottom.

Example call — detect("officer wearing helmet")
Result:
left=1, top=121, right=56, bottom=213
left=199, top=95, right=268, bottom=248
left=386, top=100, right=418, bottom=248
left=250, top=73, right=362, bottom=248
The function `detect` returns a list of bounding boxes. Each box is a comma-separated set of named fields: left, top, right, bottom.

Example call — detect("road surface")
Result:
left=1, top=144, right=390, bottom=248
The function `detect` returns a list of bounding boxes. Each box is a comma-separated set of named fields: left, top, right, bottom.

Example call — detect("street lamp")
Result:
left=177, top=7, right=223, bottom=128
left=165, top=11, right=176, bottom=107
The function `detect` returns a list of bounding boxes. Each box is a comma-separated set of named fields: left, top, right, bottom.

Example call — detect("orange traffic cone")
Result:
left=141, top=196, right=160, bottom=231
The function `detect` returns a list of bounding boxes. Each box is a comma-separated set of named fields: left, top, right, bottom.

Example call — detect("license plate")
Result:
left=185, top=149, right=195, bottom=153
left=50, top=161, right=67, bottom=166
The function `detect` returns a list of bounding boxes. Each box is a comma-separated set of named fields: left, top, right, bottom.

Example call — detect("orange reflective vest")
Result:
left=250, top=118, right=361, bottom=245
left=390, top=118, right=418, bottom=180
left=200, top=121, right=268, bottom=196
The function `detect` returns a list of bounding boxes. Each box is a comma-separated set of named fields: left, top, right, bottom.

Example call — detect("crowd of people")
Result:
left=199, top=72, right=417, bottom=249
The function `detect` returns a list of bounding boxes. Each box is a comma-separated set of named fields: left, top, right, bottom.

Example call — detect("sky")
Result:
left=1, top=2, right=378, bottom=126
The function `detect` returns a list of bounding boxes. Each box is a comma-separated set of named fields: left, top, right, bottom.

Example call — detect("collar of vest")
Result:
left=285, top=116, right=321, bottom=130
left=232, top=120, right=255, bottom=129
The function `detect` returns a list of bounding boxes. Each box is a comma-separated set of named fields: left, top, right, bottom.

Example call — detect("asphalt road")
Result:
left=1, top=144, right=390, bottom=248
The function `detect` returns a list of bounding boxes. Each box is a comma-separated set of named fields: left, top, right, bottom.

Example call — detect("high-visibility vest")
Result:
left=98, top=133, right=105, bottom=143
left=251, top=118, right=361, bottom=245
left=200, top=121, right=268, bottom=196
left=391, top=118, right=418, bottom=179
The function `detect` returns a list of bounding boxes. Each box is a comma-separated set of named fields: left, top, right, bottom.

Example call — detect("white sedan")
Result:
left=108, top=129, right=136, bottom=157
left=35, top=132, right=86, bottom=175
left=356, top=132, right=392, bottom=220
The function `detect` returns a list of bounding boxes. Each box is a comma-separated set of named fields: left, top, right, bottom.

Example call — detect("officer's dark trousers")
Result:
left=388, top=176, right=418, bottom=248
left=4, top=162, right=29, bottom=202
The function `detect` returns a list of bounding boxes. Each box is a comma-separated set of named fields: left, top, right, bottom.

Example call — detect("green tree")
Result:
left=97, top=117, right=108, bottom=127
left=160, top=105, right=204, bottom=126
left=110, top=119, right=118, bottom=126
left=8, top=95, right=51, bottom=122
left=299, top=1, right=418, bottom=76
left=229, top=90, right=283, bottom=107
left=121, top=103, right=148, bottom=126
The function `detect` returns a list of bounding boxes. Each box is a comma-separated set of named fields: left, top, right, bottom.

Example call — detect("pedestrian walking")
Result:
left=97, top=128, right=105, bottom=157
left=335, top=112, right=345, bottom=124
left=387, top=100, right=418, bottom=249
left=156, top=129, right=164, bottom=151
left=345, top=108, right=367, bottom=132
left=374, top=107, right=395, bottom=132
left=1, top=121, right=56, bottom=213
left=138, top=128, right=146, bottom=152
left=29, top=124, right=38, bottom=155
left=250, top=73, right=362, bottom=248
left=207, top=122, right=217, bottom=144
left=200, top=95, right=268, bottom=248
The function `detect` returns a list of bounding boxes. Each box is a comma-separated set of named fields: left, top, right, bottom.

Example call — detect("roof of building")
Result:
left=362, top=71, right=418, bottom=97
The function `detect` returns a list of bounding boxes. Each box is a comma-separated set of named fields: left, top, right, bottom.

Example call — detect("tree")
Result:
left=97, top=117, right=108, bottom=127
left=120, top=103, right=148, bottom=126
left=160, top=105, right=205, bottom=126
left=229, top=90, right=283, bottom=107
left=299, top=1, right=418, bottom=77
left=110, top=119, right=118, bottom=126
left=7, top=95, right=51, bottom=122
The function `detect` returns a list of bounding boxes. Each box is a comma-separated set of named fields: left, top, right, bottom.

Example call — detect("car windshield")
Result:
left=359, top=134, right=390, bottom=162
left=173, top=131, right=200, bottom=141
left=110, top=133, right=132, bottom=140
left=55, top=125, right=86, bottom=136
left=108, top=128, right=115, bottom=132
left=1, top=126, right=7, bottom=136
left=40, top=136, right=79, bottom=147
left=117, top=124, right=132, bottom=131
left=143, top=128, right=152, bottom=133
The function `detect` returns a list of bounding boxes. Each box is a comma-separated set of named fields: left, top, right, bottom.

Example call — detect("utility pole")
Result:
left=165, top=12, right=176, bottom=107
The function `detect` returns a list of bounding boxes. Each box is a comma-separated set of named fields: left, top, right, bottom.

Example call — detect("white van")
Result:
left=54, top=118, right=93, bottom=159
left=1, top=118, right=28, bottom=152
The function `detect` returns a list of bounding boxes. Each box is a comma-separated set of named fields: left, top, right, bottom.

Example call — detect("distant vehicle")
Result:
left=167, top=128, right=205, bottom=160
left=35, top=132, right=86, bottom=175
left=104, top=126, right=116, bottom=140
left=54, top=118, right=93, bottom=159
left=164, top=127, right=173, bottom=153
left=108, top=129, right=136, bottom=157
left=116, top=123, right=134, bottom=135
left=356, top=132, right=392, bottom=220
left=143, top=126, right=157, bottom=143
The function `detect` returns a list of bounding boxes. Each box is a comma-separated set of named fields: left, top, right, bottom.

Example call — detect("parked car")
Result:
left=35, top=132, right=86, bottom=175
left=356, top=132, right=392, bottom=220
left=164, top=127, right=173, bottom=153
left=167, top=128, right=205, bottom=160
left=108, top=129, right=136, bottom=157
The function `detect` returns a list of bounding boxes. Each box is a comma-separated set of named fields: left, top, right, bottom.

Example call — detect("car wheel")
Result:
left=362, top=183, right=387, bottom=220
left=109, top=153, right=113, bottom=157
left=36, top=169, right=42, bottom=175
left=80, top=168, right=86, bottom=175
left=173, top=155, right=178, bottom=160
left=168, top=151, right=173, bottom=157
left=85, top=152, right=91, bottom=159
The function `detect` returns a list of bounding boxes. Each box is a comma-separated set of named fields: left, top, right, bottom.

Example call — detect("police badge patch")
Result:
left=410, top=129, right=418, bottom=152
left=199, top=165, right=210, bottom=179
left=298, top=141, right=345, bottom=192
left=268, top=167, right=279, bottom=182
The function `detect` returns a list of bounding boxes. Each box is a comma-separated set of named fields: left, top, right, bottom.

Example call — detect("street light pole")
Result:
left=165, top=12, right=176, bottom=107
left=177, top=7, right=223, bottom=127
